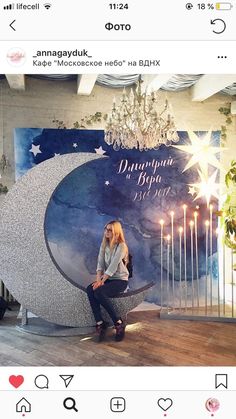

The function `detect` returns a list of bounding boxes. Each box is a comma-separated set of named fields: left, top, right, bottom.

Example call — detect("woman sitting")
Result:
left=87, top=220, right=129, bottom=342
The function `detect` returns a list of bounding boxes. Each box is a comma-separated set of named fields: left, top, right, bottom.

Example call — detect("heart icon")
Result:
left=9, top=375, right=24, bottom=388
left=157, top=398, right=173, bottom=411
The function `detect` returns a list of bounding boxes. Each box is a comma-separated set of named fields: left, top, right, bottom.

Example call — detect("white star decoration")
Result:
left=73, top=143, right=78, bottom=148
left=189, top=169, right=219, bottom=207
left=188, top=186, right=196, bottom=196
left=95, top=146, right=106, bottom=155
left=29, top=144, right=42, bottom=157
left=54, top=153, right=60, bottom=157
left=105, top=181, right=110, bottom=186
left=173, top=131, right=223, bottom=176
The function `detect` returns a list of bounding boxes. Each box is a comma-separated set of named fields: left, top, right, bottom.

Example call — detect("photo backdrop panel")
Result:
left=14, top=129, right=220, bottom=305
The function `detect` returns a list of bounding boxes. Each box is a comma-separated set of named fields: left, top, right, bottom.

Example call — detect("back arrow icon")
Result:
left=9, top=20, right=16, bottom=31
left=211, top=18, right=226, bottom=34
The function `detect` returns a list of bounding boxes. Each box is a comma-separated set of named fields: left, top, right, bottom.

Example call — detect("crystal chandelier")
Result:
left=105, top=78, right=179, bottom=151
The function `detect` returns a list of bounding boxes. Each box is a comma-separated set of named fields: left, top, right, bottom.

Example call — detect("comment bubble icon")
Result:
left=34, top=374, right=49, bottom=389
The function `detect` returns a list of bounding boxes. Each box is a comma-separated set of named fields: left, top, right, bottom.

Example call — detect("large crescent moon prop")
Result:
left=0, top=153, right=153, bottom=327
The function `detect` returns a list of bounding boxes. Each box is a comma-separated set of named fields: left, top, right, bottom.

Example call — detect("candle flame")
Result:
left=166, top=234, right=171, bottom=241
left=205, top=220, right=210, bottom=227
left=190, top=220, right=194, bottom=227
left=194, top=211, right=198, bottom=218
left=170, top=211, right=174, bottom=217
left=183, top=204, right=187, bottom=210
left=179, top=227, right=183, bottom=234
left=160, top=219, right=164, bottom=226
left=209, top=204, right=213, bottom=211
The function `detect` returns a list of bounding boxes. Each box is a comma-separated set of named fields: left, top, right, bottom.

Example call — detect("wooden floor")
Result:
left=0, top=305, right=236, bottom=366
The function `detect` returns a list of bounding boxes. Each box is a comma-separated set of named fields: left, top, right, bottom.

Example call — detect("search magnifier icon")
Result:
left=63, top=397, right=78, bottom=412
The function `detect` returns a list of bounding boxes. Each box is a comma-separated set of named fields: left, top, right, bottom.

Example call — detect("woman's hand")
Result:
left=92, top=274, right=109, bottom=290
left=92, top=280, right=104, bottom=290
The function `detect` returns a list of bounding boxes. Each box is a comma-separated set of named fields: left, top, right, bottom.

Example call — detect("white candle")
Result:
left=231, top=248, right=234, bottom=318
left=183, top=204, right=187, bottom=309
left=179, top=227, right=183, bottom=310
left=190, top=220, right=194, bottom=308
left=167, top=234, right=171, bottom=311
left=170, top=211, right=175, bottom=307
left=160, top=219, right=164, bottom=308
left=223, top=239, right=226, bottom=316
left=205, top=220, right=210, bottom=315
left=194, top=211, right=199, bottom=307
left=216, top=227, right=220, bottom=317
left=209, top=204, right=213, bottom=310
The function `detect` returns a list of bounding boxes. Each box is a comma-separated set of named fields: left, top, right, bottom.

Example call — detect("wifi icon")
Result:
left=44, top=3, right=51, bottom=9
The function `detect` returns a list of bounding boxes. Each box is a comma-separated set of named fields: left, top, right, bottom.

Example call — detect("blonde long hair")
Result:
left=102, top=220, right=128, bottom=253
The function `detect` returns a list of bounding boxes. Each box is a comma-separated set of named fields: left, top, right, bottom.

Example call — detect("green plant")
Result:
left=218, top=104, right=233, bottom=145
left=52, top=112, right=108, bottom=130
left=51, top=119, right=67, bottom=129
left=225, top=159, right=236, bottom=187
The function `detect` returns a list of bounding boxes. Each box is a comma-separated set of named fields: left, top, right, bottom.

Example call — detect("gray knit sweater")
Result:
left=96, top=242, right=129, bottom=281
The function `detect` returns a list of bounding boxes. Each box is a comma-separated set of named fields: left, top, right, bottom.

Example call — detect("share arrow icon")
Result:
left=59, top=375, right=74, bottom=388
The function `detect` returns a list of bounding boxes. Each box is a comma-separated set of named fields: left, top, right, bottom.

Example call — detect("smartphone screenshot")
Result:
left=0, top=0, right=235, bottom=417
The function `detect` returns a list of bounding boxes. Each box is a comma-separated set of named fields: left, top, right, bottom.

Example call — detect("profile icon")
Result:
left=7, top=48, right=26, bottom=66
left=205, top=398, right=220, bottom=413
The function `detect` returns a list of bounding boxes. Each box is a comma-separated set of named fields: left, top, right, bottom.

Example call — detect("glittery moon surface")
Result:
left=0, top=153, right=151, bottom=327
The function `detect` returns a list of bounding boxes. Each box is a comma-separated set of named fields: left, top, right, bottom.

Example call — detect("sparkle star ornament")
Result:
left=173, top=131, right=223, bottom=176
left=29, top=144, right=42, bottom=157
left=189, top=169, right=219, bottom=207
left=188, top=186, right=196, bottom=196
left=94, top=146, right=106, bottom=155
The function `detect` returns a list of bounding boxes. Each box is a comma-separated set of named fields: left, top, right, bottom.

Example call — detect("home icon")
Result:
left=16, top=398, right=31, bottom=413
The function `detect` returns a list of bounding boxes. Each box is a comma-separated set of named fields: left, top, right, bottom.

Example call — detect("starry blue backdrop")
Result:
left=14, top=128, right=220, bottom=305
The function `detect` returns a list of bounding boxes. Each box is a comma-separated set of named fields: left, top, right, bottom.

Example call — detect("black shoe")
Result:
left=114, top=320, right=126, bottom=342
left=96, top=321, right=108, bottom=342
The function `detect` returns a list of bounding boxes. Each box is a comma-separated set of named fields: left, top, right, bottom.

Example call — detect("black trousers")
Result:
left=86, top=279, right=128, bottom=324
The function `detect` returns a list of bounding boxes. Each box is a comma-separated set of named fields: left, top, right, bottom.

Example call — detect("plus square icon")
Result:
left=110, top=397, right=126, bottom=412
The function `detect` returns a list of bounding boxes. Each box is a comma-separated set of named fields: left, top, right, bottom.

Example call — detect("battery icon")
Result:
left=216, top=2, right=233, bottom=9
